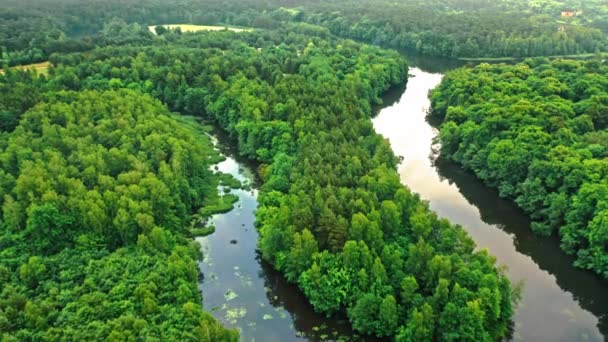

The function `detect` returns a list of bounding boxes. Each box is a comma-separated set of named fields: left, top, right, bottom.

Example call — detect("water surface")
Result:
left=372, top=65, right=607, bottom=341
left=197, top=136, right=360, bottom=341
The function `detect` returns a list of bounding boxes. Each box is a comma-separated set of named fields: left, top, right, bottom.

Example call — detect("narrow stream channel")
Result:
left=372, top=64, right=608, bottom=341
left=197, top=135, right=359, bottom=341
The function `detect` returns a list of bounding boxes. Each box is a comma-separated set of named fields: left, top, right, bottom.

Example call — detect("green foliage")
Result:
left=93, top=29, right=510, bottom=340
left=190, top=225, right=216, bottom=237
left=298, top=0, right=608, bottom=58
left=0, top=90, right=237, bottom=340
left=432, top=58, right=608, bottom=278
left=3, top=0, right=608, bottom=69
left=218, top=173, right=242, bottom=189
left=25, top=203, right=74, bottom=254
left=397, top=302, right=435, bottom=342
left=349, top=293, right=384, bottom=335
left=0, top=22, right=514, bottom=339
left=285, top=229, right=318, bottom=282
left=197, top=194, right=239, bottom=217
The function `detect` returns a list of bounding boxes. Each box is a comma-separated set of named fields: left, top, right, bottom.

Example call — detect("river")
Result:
left=197, top=56, right=608, bottom=341
left=197, top=134, right=359, bottom=341
left=371, top=56, right=608, bottom=341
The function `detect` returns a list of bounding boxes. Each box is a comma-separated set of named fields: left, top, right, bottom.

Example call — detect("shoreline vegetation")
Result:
left=458, top=52, right=608, bottom=62
left=431, top=59, right=608, bottom=279
left=3, top=51, right=607, bottom=74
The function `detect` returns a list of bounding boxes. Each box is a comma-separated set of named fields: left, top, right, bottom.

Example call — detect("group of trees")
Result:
left=431, top=58, right=608, bottom=278
left=3, top=0, right=608, bottom=66
left=2, top=24, right=515, bottom=339
left=10, top=0, right=608, bottom=337
left=297, top=0, right=608, bottom=58
left=0, top=79, right=238, bottom=339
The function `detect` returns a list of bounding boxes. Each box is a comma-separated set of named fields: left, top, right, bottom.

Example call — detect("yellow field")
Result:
left=0, top=61, right=51, bottom=75
left=148, top=24, right=251, bottom=34
left=281, top=7, right=300, bottom=15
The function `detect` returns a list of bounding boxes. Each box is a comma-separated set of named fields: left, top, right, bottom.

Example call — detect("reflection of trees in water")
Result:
left=258, top=252, right=387, bottom=341
left=400, top=50, right=468, bottom=74
left=208, top=123, right=262, bottom=185
left=209, top=130, right=380, bottom=340
left=433, top=156, right=608, bottom=336
left=372, top=82, right=407, bottom=117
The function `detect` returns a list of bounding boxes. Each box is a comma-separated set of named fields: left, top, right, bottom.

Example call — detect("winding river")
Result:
left=372, top=56, right=608, bottom=341
left=197, top=55, right=608, bottom=341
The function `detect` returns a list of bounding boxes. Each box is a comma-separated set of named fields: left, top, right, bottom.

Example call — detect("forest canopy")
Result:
left=431, top=58, right=608, bottom=279
left=0, top=88, right=238, bottom=340
left=1, top=23, right=515, bottom=340
left=2, top=0, right=608, bottom=66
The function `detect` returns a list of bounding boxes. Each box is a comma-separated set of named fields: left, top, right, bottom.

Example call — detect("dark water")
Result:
left=197, top=136, right=362, bottom=341
left=372, top=65, right=608, bottom=341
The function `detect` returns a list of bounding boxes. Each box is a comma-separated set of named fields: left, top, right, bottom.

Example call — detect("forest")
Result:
left=296, top=0, right=608, bottom=58
left=431, top=59, right=608, bottom=278
left=2, top=0, right=608, bottom=340
left=0, top=17, right=516, bottom=340
left=0, top=85, right=239, bottom=340
left=3, top=0, right=608, bottom=66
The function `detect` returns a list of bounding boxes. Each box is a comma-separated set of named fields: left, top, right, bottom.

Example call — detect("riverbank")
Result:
left=372, top=65, right=606, bottom=341
left=458, top=52, right=608, bottom=62
left=197, top=132, right=363, bottom=341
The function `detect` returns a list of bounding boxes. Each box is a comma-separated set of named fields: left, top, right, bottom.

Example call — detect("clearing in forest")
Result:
left=0, top=61, right=50, bottom=75
left=148, top=24, right=251, bottom=34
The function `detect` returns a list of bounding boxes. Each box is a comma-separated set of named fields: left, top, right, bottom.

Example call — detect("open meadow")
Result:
left=148, top=24, right=251, bottom=34
left=0, top=61, right=50, bottom=75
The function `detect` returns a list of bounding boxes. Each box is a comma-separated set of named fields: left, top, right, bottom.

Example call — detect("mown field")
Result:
left=0, top=61, right=50, bottom=75
left=148, top=24, right=251, bottom=34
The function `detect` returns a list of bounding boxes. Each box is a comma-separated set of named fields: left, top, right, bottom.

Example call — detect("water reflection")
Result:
left=396, top=50, right=468, bottom=73
left=259, top=256, right=377, bottom=341
left=372, top=67, right=607, bottom=341
left=198, top=136, right=364, bottom=341
left=434, top=157, right=608, bottom=337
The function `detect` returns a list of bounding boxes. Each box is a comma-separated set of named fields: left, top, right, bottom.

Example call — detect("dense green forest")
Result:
left=0, top=85, right=239, bottom=339
left=297, top=0, right=608, bottom=58
left=0, top=20, right=515, bottom=339
left=9, top=0, right=608, bottom=339
left=3, top=0, right=608, bottom=66
left=431, top=59, right=608, bottom=279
